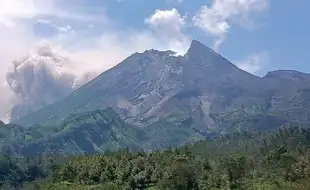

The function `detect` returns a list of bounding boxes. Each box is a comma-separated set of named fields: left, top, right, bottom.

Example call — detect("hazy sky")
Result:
left=0, top=0, right=309, bottom=121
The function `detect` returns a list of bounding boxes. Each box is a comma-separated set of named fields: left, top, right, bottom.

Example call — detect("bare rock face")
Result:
left=13, top=40, right=310, bottom=135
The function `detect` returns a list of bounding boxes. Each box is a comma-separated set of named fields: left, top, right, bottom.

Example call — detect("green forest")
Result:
left=1, top=126, right=310, bottom=189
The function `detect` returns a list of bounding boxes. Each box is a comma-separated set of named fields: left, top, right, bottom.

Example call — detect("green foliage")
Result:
left=2, top=126, right=310, bottom=189
left=0, top=109, right=152, bottom=156
left=0, top=108, right=211, bottom=157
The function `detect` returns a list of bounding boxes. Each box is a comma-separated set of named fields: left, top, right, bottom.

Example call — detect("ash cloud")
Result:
left=6, top=41, right=96, bottom=121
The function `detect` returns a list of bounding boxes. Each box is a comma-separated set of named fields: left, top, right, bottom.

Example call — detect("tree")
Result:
left=159, top=157, right=198, bottom=190
left=223, top=154, right=247, bottom=189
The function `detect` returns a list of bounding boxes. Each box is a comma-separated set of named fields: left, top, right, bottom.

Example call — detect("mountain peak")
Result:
left=190, top=40, right=206, bottom=48
left=186, top=40, right=218, bottom=57
left=142, top=49, right=176, bottom=57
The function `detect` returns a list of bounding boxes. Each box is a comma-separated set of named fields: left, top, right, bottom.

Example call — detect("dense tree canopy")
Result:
left=1, top=126, right=310, bottom=189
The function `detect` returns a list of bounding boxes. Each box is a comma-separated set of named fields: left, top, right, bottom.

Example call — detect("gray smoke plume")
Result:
left=6, top=41, right=96, bottom=121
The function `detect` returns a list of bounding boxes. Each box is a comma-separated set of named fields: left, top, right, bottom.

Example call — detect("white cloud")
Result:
left=36, top=19, right=76, bottom=36
left=0, top=0, right=112, bottom=122
left=145, top=8, right=186, bottom=39
left=145, top=8, right=190, bottom=54
left=0, top=22, right=37, bottom=123
left=0, top=84, right=15, bottom=123
left=2, top=27, right=191, bottom=122
left=0, top=0, right=58, bottom=122
left=0, top=0, right=271, bottom=123
left=56, top=24, right=75, bottom=34
left=5, top=41, right=96, bottom=121
left=235, top=52, right=269, bottom=75
left=61, top=30, right=165, bottom=74
left=0, top=2, right=194, bottom=122
left=37, top=19, right=51, bottom=24
left=193, top=0, right=269, bottom=51
left=0, top=0, right=108, bottom=28
left=0, top=0, right=56, bottom=27
left=166, top=0, right=185, bottom=4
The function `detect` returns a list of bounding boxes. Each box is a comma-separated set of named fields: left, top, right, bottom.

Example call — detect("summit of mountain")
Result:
left=12, top=40, right=310, bottom=136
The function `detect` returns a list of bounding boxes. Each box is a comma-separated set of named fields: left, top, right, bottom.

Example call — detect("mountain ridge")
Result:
left=11, top=40, right=310, bottom=137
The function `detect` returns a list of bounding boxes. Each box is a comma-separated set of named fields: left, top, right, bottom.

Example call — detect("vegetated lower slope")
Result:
left=0, top=109, right=151, bottom=156
left=14, top=40, right=310, bottom=136
left=1, top=108, right=209, bottom=156
left=2, top=126, right=310, bottom=189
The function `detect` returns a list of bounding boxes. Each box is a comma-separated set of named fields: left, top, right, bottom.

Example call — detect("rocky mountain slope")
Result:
left=13, top=40, right=310, bottom=135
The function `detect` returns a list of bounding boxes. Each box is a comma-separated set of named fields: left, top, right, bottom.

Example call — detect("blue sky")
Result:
left=111, top=0, right=309, bottom=75
left=0, top=0, right=309, bottom=120
left=31, top=0, right=309, bottom=75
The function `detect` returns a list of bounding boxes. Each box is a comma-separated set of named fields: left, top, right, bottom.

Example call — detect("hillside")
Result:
left=0, top=109, right=149, bottom=156
left=1, top=108, right=209, bottom=156
left=13, top=40, right=310, bottom=137
left=2, top=126, right=310, bottom=189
